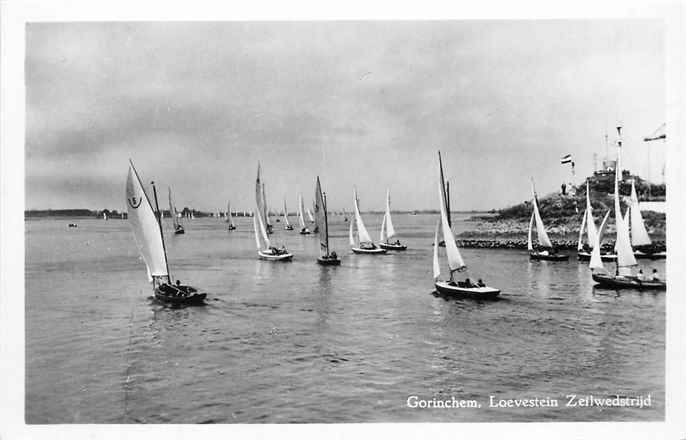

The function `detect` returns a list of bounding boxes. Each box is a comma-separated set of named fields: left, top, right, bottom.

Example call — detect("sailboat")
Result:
left=378, top=188, right=407, bottom=250
left=126, top=161, right=205, bottom=304
left=590, top=131, right=665, bottom=290
left=283, top=199, right=294, bottom=230
left=433, top=151, right=500, bottom=298
left=103, top=212, right=108, bottom=220
left=527, top=179, right=569, bottom=261
left=256, top=163, right=273, bottom=234
left=298, top=194, right=311, bottom=234
left=306, top=206, right=315, bottom=223
left=226, top=201, right=236, bottom=230
left=350, top=187, right=386, bottom=254
left=437, top=151, right=452, bottom=247
left=254, top=166, right=293, bottom=261
left=314, top=176, right=340, bottom=265
left=168, top=187, right=185, bottom=234
left=628, top=180, right=665, bottom=259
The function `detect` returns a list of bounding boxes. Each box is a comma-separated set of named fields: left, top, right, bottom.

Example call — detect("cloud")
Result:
left=26, top=21, right=664, bottom=211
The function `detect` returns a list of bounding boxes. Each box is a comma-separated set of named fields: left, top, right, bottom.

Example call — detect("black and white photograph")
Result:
left=2, top=1, right=686, bottom=438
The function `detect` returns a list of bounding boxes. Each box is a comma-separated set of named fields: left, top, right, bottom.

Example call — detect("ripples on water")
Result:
left=25, top=215, right=665, bottom=423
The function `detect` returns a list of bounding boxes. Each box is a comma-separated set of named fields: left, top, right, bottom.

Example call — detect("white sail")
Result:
left=384, top=188, right=396, bottom=239
left=353, top=187, right=373, bottom=244
left=437, top=163, right=465, bottom=271
left=126, top=162, right=168, bottom=282
left=256, top=209, right=271, bottom=249
left=298, top=194, right=306, bottom=229
left=227, top=201, right=234, bottom=226
left=585, top=182, right=598, bottom=247
left=614, top=163, right=637, bottom=268
left=348, top=217, right=355, bottom=246
left=577, top=208, right=587, bottom=251
left=314, top=177, right=329, bottom=255
left=306, top=207, right=315, bottom=223
left=283, top=199, right=291, bottom=226
left=629, top=180, right=651, bottom=246
left=379, top=212, right=387, bottom=242
left=527, top=211, right=535, bottom=251
left=597, top=210, right=611, bottom=244
left=589, top=228, right=604, bottom=271
left=432, top=218, right=440, bottom=280
left=252, top=213, right=261, bottom=250
left=531, top=183, right=553, bottom=249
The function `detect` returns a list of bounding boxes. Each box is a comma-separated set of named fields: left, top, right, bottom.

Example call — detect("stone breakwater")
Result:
left=455, top=238, right=667, bottom=251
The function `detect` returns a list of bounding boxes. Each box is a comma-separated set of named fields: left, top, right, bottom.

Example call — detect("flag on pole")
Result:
left=560, top=154, right=573, bottom=164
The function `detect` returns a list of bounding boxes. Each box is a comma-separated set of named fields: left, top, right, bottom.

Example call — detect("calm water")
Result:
left=25, top=215, right=665, bottom=423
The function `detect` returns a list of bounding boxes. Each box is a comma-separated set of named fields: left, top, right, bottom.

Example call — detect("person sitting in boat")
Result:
left=652, top=268, right=660, bottom=281
left=637, top=269, right=646, bottom=281
left=477, top=279, right=486, bottom=287
left=464, top=278, right=474, bottom=288
left=330, top=251, right=338, bottom=259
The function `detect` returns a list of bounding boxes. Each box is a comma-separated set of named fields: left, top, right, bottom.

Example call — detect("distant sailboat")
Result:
left=350, top=187, right=386, bottom=254
left=306, top=206, right=315, bottom=223
left=314, top=177, right=340, bottom=265
left=433, top=151, right=500, bottom=299
left=168, top=187, right=185, bottom=235
left=298, top=194, right=311, bottom=234
left=527, top=178, right=569, bottom=261
left=103, top=212, right=108, bottom=220
left=226, top=201, right=236, bottom=230
left=283, top=198, right=293, bottom=230
left=254, top=165, right=292, bottom=261
left=590, top=129, right=664, bottom=290
left=378, top=188, right=407, bottom=250
left=126, top=161, right=205, bottom=304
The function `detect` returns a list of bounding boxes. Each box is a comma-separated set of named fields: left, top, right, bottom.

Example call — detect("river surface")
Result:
left=25, top=214, right=665, bottom=423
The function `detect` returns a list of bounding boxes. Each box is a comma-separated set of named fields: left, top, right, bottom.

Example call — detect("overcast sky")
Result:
left=26, top=21, right=665, bottom=212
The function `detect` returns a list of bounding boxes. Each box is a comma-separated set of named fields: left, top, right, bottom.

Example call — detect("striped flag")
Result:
left=560, top=154, right=573, bottom=164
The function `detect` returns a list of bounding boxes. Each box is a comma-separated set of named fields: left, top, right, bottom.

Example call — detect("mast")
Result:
left=323, top=192, right=330, bottom=255
left=151, top=180, right=171, bottom=283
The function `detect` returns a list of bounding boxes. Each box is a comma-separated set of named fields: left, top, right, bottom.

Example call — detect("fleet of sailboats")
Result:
left=126, top=160, right=206, bottom=304
left=527, top=179, right=569, bottom=261
left=124, top=132, right=665, bottom=304
left=350, top=187, right=386, bottom=254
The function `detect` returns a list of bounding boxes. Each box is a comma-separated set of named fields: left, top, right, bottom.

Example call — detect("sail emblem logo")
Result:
left=128, top=195, right=142, bottom=209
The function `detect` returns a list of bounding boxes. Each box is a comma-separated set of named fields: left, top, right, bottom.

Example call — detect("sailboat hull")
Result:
left=592, top=273, right=666, bottom=290
left=529, top=251, right=569, bottom=261
left=578, top=251, right=617, bottom=261
left=174, top=226, right=185, bottom=235
left=379, top=242, right=407, bottom=251
left=285, top=225, right=294, bottom=230
left=633, top=250, right=666, bottom=260
left=435, top=281, right=500, bottom=299
left=351, top=247, right=387, bottom=254
left=154, top=284, right=206, bottom=305
left=317, top=256, right=341, bottom=266
left=227, top=224, right=236, bottom=230
left=258, top=250, right=293, bottom=261
left=299, top=228, right=311, bottom=235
